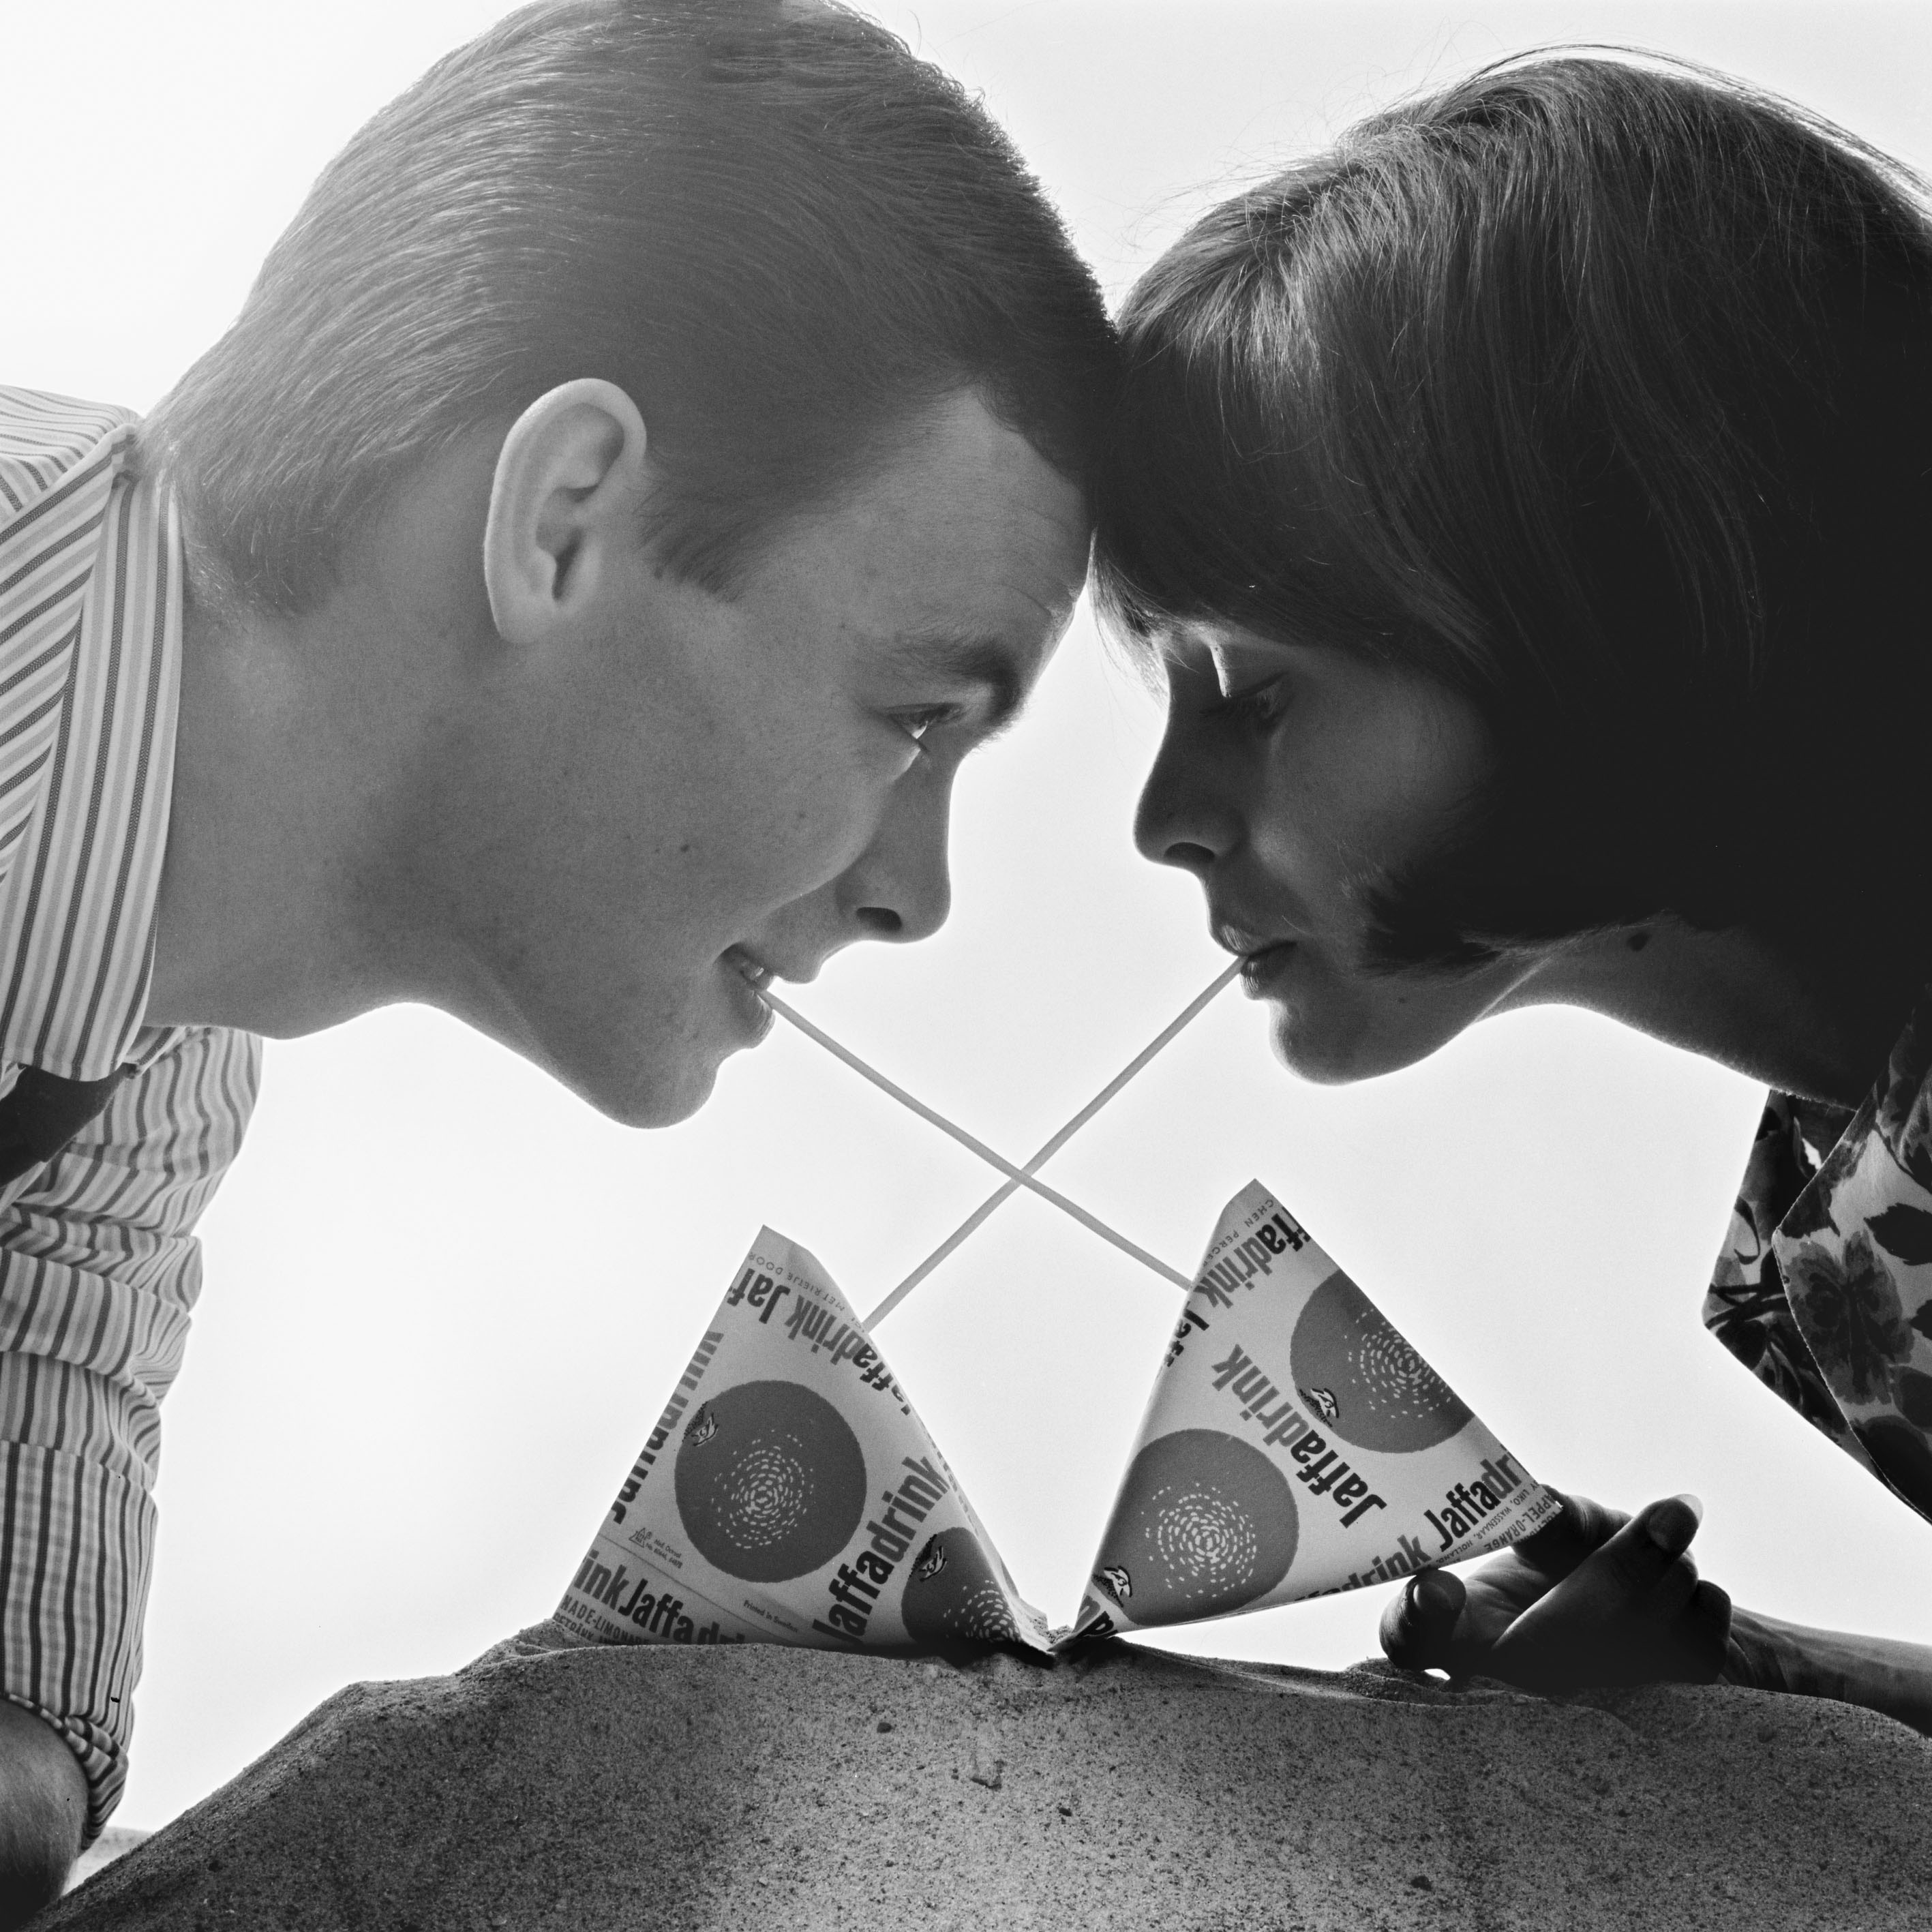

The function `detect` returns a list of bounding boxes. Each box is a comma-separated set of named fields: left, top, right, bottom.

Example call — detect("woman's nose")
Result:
left=1134, top=715, right=1238, bottom=876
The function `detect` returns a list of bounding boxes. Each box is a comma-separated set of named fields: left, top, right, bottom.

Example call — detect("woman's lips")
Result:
left=1212, top=918, right=1300, bottom=995
left=1237, top=941, right=1297, bottom=995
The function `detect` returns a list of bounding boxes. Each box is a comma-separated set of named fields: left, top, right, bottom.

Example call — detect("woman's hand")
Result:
left=1378, top=1492, right=1732, bottom=1691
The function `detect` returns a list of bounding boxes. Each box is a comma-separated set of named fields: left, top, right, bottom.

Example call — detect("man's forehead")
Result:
left=837, top=393, right=1091, bottom=564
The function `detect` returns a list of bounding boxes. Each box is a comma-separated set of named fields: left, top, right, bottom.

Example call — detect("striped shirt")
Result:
left=0, top=388, right=260, bottom=1839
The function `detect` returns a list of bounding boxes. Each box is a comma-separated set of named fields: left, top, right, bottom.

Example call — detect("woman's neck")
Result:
left=1505, top=917, right=1925, bottom=1108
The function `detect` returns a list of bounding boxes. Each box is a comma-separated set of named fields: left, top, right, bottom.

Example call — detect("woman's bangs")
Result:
left=1092, top=312, right=1404, bottom=661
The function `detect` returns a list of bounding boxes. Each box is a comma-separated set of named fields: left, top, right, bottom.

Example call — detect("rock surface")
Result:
left=46, top=1621, right=1932, bottom=1930
left=63, top=1828, right=147, bottom=1896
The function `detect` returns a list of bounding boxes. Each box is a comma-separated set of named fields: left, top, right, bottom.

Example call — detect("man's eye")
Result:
left=895, top=706, right=956, bottom=744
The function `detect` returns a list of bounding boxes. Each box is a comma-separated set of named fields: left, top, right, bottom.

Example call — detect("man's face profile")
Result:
left=408, top=389, right=1089, bottom=1126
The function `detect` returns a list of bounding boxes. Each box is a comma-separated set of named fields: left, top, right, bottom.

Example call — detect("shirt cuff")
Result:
left=0, top=1443, right=152, bottom=1845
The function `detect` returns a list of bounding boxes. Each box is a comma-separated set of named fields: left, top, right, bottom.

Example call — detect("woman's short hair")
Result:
left=144, top=0, right=1115, bottom=616
left=1093, top=54, right=1932, bottom=971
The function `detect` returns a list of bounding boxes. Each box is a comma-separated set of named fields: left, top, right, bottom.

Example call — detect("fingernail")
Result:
left=1646, top=1493, right=1702, bottom=1554
left=1413, top=1569, right=1455, bottom=1616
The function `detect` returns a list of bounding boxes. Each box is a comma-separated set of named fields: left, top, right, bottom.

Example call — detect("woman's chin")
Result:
left=1265, top=999, right=1365, bottom=1085
left=1265, top=995, right=1443, bottom=1087
left=1273, top=1037, right=1376, bottom=1086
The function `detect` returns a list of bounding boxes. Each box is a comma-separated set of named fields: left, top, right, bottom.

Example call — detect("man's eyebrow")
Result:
left=882, top=633, right=1031, bottom=734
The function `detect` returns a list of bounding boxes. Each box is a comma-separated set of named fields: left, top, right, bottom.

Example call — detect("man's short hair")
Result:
left=145, top=0, right=1116, bottom=612
left=1093, top=55, right=1932, bottom=973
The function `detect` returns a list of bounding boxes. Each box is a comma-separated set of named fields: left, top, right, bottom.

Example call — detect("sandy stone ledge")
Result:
left=44, top=1621, right=1932, bottom=1931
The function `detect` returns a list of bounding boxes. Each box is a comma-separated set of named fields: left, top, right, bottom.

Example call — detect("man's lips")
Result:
left=724, top=944, right=830, bottom=988
left=723, top=946, right=775, bottom=991
left=720, top=946, right=779, bottom=1043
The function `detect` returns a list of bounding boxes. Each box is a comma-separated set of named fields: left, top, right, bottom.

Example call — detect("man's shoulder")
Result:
left=0, top=387, right=139, bottom=536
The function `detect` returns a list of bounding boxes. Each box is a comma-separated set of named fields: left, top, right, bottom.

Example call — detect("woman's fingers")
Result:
left=1379, top=1494, right=1732, bottom=1692
left=1488, top=1494, right=1720, bottom=1691
left=1382, top=1493, right=1633, bottom=1676
left=1678, top=1579, right=1735, bottom=1681
left=1379, top=1567, right=1467, bottom=1672
left=1507, top=1492, right=1629, bottom=1580
left=1582, top=1493, right=1705, bottom=1619
left=1635, top=1493, right=1702, bottom=1561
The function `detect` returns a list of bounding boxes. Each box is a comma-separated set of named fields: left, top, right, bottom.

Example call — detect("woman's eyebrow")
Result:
left=884, top=631, right=1031, bottom=733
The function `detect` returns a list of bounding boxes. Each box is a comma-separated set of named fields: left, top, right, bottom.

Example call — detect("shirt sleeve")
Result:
left=0, top=1023, right=260, bottom=1841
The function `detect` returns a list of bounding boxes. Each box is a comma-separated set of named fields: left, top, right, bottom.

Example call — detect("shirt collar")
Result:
left=0, top=391, right=181, bottom=1081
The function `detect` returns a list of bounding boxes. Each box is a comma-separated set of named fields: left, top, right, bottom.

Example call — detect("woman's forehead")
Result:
left=1157, top=616, right=1321, bottom=675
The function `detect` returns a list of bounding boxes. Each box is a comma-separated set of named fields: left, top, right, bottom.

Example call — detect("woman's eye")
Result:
left=1217, top=676, right=1288, bottom=730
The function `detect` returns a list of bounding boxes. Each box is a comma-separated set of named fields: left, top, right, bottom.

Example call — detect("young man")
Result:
left=0, top=1, right=1112, bottom=1910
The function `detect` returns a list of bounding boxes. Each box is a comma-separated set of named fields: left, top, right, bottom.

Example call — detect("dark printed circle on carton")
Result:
left=1288, top=1269, right=1471, bottom=1453
left=1093, top=1428, right=1297, bottom=1625
left=674, top=1380, right=867, bottom=1582
left=900, top=1527, right=1019, bottom=1648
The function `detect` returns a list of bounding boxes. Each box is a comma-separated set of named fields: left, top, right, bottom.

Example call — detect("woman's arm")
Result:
left=1725, top=1611, right=1932, bottom=1734
left=1381, top=1492, right=1932, bottom=1738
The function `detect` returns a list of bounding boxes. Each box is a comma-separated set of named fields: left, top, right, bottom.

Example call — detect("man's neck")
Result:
left=145, top=577, right=405, bottom=1038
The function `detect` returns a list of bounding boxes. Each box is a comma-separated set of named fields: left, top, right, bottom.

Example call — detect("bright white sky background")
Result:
left=5, top=0, right=1930, bottom=1830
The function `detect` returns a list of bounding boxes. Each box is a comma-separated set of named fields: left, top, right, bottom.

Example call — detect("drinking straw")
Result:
left=758, top=959, right=1241, bottom=1320
left=864, top=961, right=1242, bottom=1323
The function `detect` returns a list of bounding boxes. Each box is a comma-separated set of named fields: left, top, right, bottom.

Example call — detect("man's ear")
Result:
left=483, top=380, right=649, bottom=646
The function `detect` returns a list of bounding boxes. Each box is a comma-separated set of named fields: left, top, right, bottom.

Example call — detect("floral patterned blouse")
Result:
left=1706, top=989, right=1932, bottom=1518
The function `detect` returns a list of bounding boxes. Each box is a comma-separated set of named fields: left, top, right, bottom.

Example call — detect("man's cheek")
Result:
left=763, top=774, right=892, bottom=890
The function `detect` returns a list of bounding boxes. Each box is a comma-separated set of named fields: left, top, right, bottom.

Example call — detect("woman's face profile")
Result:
left=1135, top=622, right=1537, bottom=1084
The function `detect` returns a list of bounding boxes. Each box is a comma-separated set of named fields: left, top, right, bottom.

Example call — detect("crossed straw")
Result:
left=759, top=959, right=1242, bottom=1325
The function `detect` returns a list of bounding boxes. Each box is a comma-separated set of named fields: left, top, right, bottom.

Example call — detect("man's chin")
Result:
left=456, top=973, right=767, bottom=1125
left=531, top=1028, right=744, bottom=1129
left=585, top=1051, right=729, bottom=1129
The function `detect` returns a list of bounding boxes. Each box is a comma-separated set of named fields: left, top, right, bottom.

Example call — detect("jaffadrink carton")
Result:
left=562, top=1183, right=1558, bottom=1657
left=1068, top=1180, right=1560, bottom=1642
left=558, top=1228, right=1053, bottom=1656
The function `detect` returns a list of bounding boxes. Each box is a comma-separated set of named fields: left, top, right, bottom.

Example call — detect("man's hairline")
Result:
left=170, top=375, right=1087, bottom=636
left=666, top=376, right=1089, bottom=592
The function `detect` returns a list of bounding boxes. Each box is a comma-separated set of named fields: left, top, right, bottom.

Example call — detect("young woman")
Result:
left=1094, top=54, right=1932, bottom=1724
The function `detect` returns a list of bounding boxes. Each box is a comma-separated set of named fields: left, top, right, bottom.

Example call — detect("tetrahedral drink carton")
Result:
left=561, top=1182, right=1558, bottom=1657
left=557, top=1227, right=1053, bottom=1657
left=1066, top=1180, right=1560, bottom=1643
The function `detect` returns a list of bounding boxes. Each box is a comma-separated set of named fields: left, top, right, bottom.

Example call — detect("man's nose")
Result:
left=841, top=774, right=954, bottom=946
left=1134, top=710, right=1239, bottom=877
